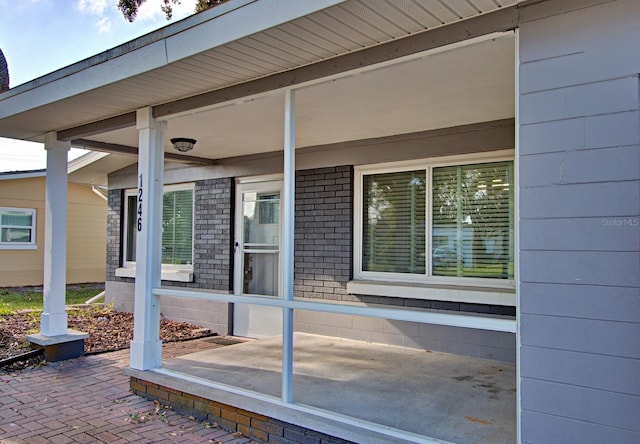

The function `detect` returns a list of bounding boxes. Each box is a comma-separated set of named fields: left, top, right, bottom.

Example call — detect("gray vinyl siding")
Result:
left=518, top=0, right=640, bottom=442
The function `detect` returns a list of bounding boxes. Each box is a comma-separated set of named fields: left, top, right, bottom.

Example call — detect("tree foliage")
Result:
left=118, top=0, right=229, bottom=22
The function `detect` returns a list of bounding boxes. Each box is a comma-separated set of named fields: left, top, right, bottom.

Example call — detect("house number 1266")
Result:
left=137, top=174, right=143, bottom=232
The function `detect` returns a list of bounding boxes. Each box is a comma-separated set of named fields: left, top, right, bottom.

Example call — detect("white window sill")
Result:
left=115, top=267, right=194, bottom=283
left=347, top=280, right=516, bottom=307
left=0, top=244, right=37, bottom=250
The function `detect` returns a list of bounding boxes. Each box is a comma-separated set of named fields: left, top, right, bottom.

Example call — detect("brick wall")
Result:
left=106, top=178, right=232, bottom=290
left=130, top=377, right=355, bottom=444
left=294, top=166, right=353, bottom=301
left=292, top=165, right=515, bottom=318
left=106, top=189, right=122, bottom=282
left=193, top=178, right=233, bottom=291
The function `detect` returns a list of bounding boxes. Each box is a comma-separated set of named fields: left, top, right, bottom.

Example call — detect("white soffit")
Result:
left=86, top=32, right=515, bottom=161
left=0, top=0, right=517, bottom=142
left=67, top=152, right=136, bottom=186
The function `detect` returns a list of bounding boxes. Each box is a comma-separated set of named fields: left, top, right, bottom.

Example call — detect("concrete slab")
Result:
left=159, top=333, right=516, bottom=443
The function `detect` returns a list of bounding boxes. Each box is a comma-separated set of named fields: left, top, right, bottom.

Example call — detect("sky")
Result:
left=0, top=0, right=200, bottom=172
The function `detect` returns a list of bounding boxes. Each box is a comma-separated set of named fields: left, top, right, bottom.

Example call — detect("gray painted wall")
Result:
left=518, top=1, right=640, bottom=442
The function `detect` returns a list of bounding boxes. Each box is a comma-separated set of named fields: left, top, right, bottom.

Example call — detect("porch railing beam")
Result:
left=153, top=288, right=517, bottom=334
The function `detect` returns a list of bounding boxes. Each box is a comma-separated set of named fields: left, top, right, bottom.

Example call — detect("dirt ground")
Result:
left=0, top=305, right=214, bottom=371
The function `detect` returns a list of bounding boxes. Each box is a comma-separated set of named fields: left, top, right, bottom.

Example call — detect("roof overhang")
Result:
left=0, top=170, right=46, bottom=181
left=0, top=0, right=519, bottom=185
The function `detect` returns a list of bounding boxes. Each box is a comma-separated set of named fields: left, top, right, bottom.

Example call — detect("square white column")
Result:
left=129, top=107, right=165, bottom=370
left=40, top=132, right=70, bottom=337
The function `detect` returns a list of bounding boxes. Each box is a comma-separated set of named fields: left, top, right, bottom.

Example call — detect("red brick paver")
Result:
left=0, top=339, right=258, bottom=443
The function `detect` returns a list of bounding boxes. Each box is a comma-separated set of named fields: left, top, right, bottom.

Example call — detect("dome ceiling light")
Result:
left=170, top=138, right=197, bottom=153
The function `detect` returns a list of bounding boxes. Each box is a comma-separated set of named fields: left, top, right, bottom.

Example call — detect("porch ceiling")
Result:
left=83, top=33, right=515, bottom=163
left=0, top=0, right=516, bottom=145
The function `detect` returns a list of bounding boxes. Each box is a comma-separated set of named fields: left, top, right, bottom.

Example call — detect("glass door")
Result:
left=233, top=180, right=283, bottom=338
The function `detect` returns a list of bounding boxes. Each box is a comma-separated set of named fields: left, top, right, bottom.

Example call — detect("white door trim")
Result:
left=233, top=179, right=284, bottom=338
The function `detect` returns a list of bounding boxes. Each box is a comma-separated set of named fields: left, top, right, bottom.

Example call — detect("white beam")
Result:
left=282, top=89, right=295, bottom=403
left=40, top=133, right=70, bottom=337
left=130, top=107, right=165, bottom=370
left=153, top=288, right=517, bottom=333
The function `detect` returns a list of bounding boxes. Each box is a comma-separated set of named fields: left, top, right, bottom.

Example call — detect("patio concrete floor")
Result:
left=148, top=333, right=516, bottom=444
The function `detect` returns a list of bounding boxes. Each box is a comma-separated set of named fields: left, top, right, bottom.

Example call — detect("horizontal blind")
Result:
left=1, top=211, right=32, bottom=227
left=363, top=170, right=426, bottom=274
left=162, top=189, right=194, bottom=265
left=432, top=161, right=514, bottom=279
left=0, top=209, right=34, bottom=243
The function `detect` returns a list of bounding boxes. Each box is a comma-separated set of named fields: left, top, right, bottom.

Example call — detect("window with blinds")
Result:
left=0, top=208, right=36, bottom=246
left=358, top=159, right=514, bottom=282
left=363, top=170, right=426, bottom=274
left=161, top=189, right=193, bottom=265
left=124, top=185, right=194, bottom=265
left=432, top=161, right=514, bottom=279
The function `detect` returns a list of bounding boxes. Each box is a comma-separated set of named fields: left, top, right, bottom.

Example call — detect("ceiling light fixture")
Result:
left=171, top=137, right=197, bottom=152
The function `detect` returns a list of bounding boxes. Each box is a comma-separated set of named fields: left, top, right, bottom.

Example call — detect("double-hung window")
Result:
left=355, top=154, right=514, bottom=291
left=0, top=208, right=36, bottom=249
left=118, top=183, right=194, bottom=281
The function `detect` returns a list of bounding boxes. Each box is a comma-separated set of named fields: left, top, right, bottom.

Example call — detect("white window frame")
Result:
left=116, top=183, right=195, bottom=282
left=0, top=207, right=37, bottom=250
left=353, top=150, right=516, bottom=298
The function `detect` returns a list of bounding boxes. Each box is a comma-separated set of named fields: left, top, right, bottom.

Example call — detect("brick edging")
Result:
left=130, top=377, right=355, bottom=444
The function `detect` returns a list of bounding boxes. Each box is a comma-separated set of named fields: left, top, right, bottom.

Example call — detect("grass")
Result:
left=0, top=285, right=104, bottom=315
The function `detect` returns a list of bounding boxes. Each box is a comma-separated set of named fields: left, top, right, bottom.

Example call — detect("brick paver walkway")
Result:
left=0, top=338, right=259, bottom=443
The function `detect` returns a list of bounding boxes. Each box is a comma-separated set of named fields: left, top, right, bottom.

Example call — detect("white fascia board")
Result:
left=67, top=151, right=110, bottom=174
left=164, top=0, right=347, bottom=63
left=0, top=0, right=347, bottom=122
left=2, top=0, right=254, bottom=98
left=0, top=41, right=167, bottom=121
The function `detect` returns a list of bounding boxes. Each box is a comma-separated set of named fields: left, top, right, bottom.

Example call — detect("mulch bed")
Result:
left=0, top=305, right=215, bottom=371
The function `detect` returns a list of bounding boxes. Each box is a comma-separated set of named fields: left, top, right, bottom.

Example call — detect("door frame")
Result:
left=233, top=176, right=284, bottom=337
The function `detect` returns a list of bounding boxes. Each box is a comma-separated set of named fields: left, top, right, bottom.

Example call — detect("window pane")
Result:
left=1, top=227, right=32, bottom=243
left=363, top=170, right=426, bottom=274
left=244, top=192, right=280, bottom=246
left=432, top=161, right=514, bottom=279
left=162, top=190, right=193, bottom=265
left=0, top=209, right=34, bottom=244
left=125, top=195, right=137, bottom=262
left=1, top=211, right=32, bottom=226
left=258, top=193, right=279, bottom=225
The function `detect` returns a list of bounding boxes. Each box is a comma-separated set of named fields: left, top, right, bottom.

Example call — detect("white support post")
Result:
left=282, top=89, right=295, bottom=403
left=129, top=107, right=165, bottom=370
left=40, top=133, right=70, bottom=337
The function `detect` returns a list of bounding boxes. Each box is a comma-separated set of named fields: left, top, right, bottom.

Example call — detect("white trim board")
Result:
left=346, top=280, right=516, bottom=307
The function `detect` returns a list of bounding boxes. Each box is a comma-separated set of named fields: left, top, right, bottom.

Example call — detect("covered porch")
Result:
left=130, top=332, right=516, bottom=444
